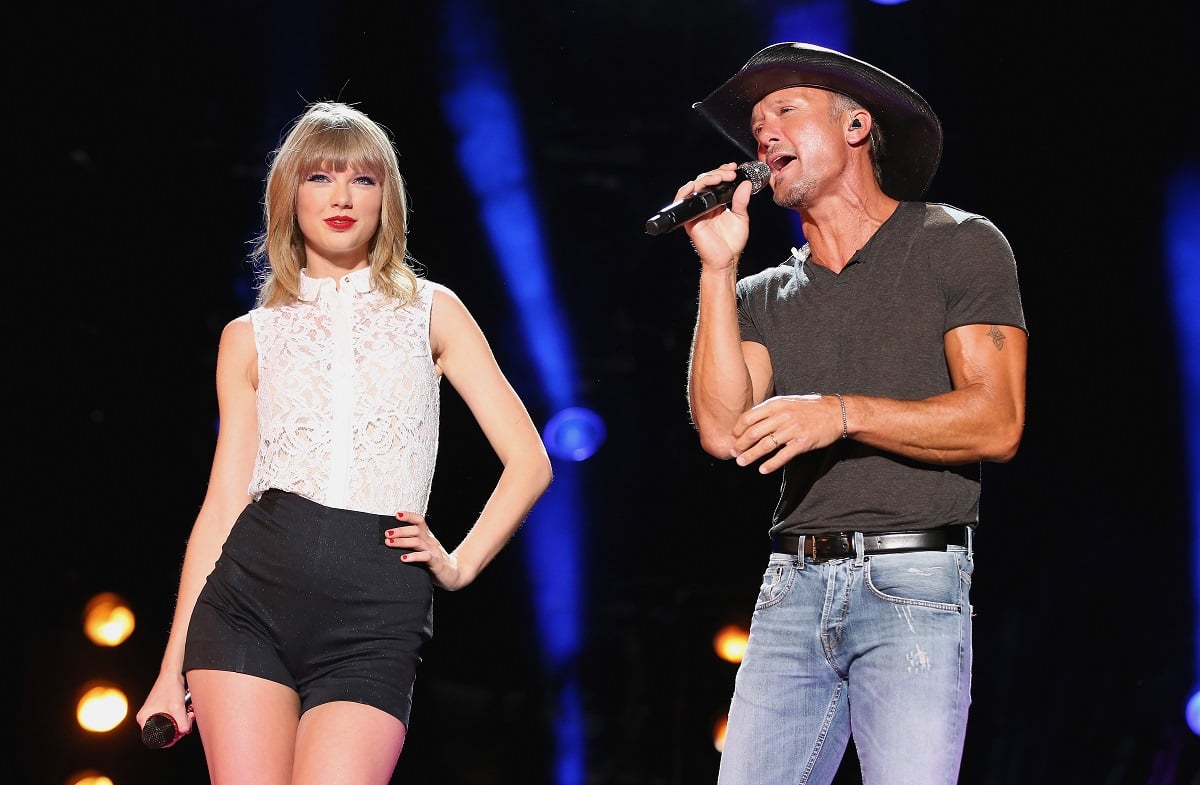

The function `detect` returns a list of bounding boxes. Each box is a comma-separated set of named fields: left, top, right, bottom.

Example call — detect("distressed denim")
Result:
left=717, top=532, right=974, bottom=785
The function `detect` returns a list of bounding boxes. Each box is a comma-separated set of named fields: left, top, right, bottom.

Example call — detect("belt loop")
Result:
left=852, top=531, right=866, bottom=566
left=966, top=524, right=975, bottom=561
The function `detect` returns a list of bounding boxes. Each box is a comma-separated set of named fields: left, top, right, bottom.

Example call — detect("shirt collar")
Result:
left=299, top=267, right=374, bottom=300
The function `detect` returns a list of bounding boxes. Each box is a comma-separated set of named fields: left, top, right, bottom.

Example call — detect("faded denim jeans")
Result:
left=717, top=532, right=974, bottom=785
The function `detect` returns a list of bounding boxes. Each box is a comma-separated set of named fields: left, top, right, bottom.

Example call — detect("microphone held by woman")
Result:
left=140, top=691, right=192, bottom=749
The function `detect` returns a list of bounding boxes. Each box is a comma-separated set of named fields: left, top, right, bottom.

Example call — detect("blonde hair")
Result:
left=251, top=101, right=420, bottom=308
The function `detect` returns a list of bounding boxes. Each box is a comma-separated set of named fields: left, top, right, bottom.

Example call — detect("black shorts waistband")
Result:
left=770, top=524, right=969, bottom=563
left=254, top=489, right=398, bottom=537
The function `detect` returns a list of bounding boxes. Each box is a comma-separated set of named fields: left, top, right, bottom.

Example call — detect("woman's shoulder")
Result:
left=419, top=278, right=451, bottom=295
left=216, top=312, right=256, bottom=356
left=423, top=279, right=465, bottom=310
left=223, top=312, right=254, bottom=334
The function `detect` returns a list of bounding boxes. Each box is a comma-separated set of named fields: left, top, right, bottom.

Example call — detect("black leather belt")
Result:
left=770, top=524, right=969, bottom=563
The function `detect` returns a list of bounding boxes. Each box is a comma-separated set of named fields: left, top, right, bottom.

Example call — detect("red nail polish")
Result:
left=396, top=512, right=405, bottom=519
left=386, top=530, right=393, bottom=537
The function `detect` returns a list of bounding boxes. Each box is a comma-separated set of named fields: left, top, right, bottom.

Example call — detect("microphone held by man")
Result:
left=644, top=160, right=770, bottom=236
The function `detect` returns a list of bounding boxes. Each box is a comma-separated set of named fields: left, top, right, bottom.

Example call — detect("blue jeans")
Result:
left=717, top=532, right=974, bottom=785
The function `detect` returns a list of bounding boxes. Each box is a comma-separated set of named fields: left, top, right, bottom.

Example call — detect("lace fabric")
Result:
left=248, top=269, right=441, bottom=516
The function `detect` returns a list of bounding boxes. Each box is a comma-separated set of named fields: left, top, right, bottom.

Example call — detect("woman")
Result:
left=135, top=101, right=553, bottom=785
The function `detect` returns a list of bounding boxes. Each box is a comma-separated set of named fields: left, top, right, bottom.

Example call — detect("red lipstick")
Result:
left=324, top=216, right=356, bottom=230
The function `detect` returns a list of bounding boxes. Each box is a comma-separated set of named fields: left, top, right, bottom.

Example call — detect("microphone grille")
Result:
left=141, top=713, right=180, bottom=749
left=738, top=161, right=771, bottom=194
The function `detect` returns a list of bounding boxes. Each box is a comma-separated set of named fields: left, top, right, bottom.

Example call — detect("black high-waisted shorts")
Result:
left=183, top=489, right=434, bottom=726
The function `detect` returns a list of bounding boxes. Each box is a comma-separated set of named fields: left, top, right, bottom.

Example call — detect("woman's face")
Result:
left=295, top=165, right=383, bottom=268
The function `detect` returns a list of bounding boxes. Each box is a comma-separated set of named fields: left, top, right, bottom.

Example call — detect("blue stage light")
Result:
left=1165, top=165, right=1200, bottom=737
left=439, top=5, right=587, bottom=782
left=543, top=407, right=606, bottom=463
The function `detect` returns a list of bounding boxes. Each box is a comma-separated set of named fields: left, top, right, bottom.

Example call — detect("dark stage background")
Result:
left=22, top=1, right=1200, bottom=784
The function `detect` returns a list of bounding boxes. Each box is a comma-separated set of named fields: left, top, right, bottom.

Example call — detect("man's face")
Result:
left=749, top=87, right=849, bottom=209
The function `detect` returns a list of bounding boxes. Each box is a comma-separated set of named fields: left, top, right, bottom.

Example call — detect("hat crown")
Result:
left=693, top=41, right=943, bottom=201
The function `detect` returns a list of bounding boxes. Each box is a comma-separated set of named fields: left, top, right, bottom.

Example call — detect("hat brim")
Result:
left=693, top=42, right=943, bottom=201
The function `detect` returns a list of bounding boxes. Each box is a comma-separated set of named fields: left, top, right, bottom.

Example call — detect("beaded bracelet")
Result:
left=835, top=393, right=848, bottom=439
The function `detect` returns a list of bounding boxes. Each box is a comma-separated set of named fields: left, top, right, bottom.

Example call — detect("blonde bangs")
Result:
left=280, top=107, right=394, bottom=183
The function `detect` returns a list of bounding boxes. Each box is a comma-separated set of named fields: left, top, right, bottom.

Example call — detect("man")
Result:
left=679, top=42, right=1027, bottom=785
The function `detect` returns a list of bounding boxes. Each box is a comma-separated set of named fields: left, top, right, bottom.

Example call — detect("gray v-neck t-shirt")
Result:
left=736, top=201, right=1027, bottom=536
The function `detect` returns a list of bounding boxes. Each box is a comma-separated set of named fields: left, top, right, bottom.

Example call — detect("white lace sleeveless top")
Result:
left=248, top=267, right=441, bottom=515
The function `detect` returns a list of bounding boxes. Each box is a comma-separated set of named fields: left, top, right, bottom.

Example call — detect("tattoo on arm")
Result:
left=987, top=325, right=1006, bottom=351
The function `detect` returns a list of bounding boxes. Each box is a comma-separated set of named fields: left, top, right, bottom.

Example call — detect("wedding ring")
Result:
left=768, top=433, right=779, bottom=448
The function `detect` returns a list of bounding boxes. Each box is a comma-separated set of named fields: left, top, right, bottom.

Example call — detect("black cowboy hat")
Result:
left=693, top=42, right=943, bottom=201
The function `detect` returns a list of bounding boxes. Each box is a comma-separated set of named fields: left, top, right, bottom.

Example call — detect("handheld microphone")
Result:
left=141, top=691, right=192, bottom=749
left=645, top=161, right=771, bottom=236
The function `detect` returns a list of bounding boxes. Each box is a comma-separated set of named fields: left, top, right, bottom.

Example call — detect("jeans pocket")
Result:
left=754, top=555, right=797, bottom=610
left=863, top=550, right=967, bottom=613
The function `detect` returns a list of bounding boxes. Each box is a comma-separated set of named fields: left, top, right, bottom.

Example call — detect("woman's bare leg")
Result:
left=293, top=700, right=407, bottom=785
left=187, top=669, right=301, bottom=785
